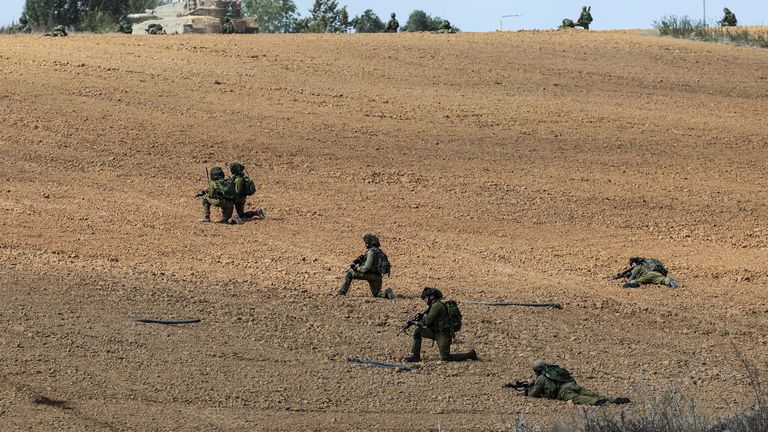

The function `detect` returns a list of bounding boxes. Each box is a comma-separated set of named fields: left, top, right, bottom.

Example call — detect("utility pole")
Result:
left=499, top=14, right=521, bottom=31
left=703, top=0, right=706, bottom=25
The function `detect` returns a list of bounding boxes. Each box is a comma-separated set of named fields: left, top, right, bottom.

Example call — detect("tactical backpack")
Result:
left=215, top=178, right=237, bottom=201
left=443, top=300, right=462, bottom=333
left=242, top=176, right=256, bottom=196
left=543, top=365, right=574, bottom=383
left=645, top=259, right=668, bottom=276
left=374, top=248, right=391, bottom=276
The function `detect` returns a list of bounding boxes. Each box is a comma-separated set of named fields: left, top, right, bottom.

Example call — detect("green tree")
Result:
left=403, top=10, right=458, bottom=32
left=296, top=0, right=350, bottom=33
left=403, top=9, right=434, bottom=32
left=351, top=9, right=383, bottom=33
left=23, top=0, right=159, bottom=31
left=242, top=0, right=298, bottom=33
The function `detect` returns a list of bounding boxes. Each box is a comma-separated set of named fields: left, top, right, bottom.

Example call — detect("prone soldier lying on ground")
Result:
left=507, top=360, right=630, bottom=406
left=403, top=288, right=478, bottom=363
left=612, top=256, right=678, bottom=288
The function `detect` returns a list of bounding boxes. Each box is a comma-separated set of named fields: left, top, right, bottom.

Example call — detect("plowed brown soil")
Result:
left=1, top=30, right=767, bottom=431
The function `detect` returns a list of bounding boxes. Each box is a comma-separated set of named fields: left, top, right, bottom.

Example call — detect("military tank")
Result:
left=127, top=0, right=258, bottom=34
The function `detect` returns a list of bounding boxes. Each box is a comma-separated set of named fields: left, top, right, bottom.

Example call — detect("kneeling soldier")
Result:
left=337, top=234, right=393, bottom=299
left=403, top=287, right=478, bottom=363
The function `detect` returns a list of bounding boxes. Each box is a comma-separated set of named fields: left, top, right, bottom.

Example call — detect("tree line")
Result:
left=10, top=0, right=457, bottom=33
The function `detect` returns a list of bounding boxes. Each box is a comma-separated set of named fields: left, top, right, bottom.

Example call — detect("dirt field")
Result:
left=1, top=30, right=767, bottom=431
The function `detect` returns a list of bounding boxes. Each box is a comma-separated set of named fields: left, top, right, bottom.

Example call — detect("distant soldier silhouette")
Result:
left=384, top=13, right=399, bottom=33
left=720, top=8, right=737, bottom=27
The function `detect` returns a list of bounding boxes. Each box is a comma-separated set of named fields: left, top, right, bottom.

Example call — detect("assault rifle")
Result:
left=398, top=308, right=429, bottom=336
left=503, top=380, right=533, bottom=395
left=350, top=253, right=366, bottom=269
left=195, top=167, right=210, bottom=199
left=611, top=265, right=635, bottom=280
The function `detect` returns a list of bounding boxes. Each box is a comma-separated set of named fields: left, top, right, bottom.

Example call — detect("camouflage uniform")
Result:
left=222, top=17, right=236, bottom=34
left=229, top=162, right=247, bottom=224
left=577, top=6, right=593, bottom=30
left=405, top=288, right=478, bottom=362
left=338, top=234, right=390, bottom=298
left=623, top=257, right=677, bottom=288
left=384, top=13, right=399, bottom=33
left=720, top=8, right=737, bottom=27
left=527, top=361, right=629, bottom=406
left=200, top=166, right=234, bottom=223
left=117, top=16, right=133, bottom=34
left=147, top=24, right=165, bottom=35
left=51, top=25, right=68, bottom=36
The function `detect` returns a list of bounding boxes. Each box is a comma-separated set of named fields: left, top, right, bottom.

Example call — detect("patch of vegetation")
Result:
left=653, top=15, right=768, bottom=48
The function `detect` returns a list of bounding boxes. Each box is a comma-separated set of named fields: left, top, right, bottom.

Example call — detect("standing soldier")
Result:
left=576, top=6, right=593, bottom=30
left=519, top=360, right=630, bottom=405
left=222, top=16, right=236, bottom=34
left=198, top=166, right=239, bottom=224
left=403, top=288, right=478, bottom=363
left=384, top=13, right=399, bottom=33
left=337, top=234, right=393, bottom=299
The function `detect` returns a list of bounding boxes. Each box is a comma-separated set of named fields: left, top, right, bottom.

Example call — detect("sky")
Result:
left=1, top=0, right=765, bottom=31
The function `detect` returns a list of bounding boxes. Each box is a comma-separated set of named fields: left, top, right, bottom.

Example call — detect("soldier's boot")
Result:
left=199, top=216, right=210, bottom=223
left=622, top=281, right=641, bottom=288
left=667, top=277, right=678, bottom=288
left=594, top=399, right=608, bottom=406
left=335, top=290, right=346, bottom=296
left=201, top=202, right=212, bottom=223
left=385, top=287, right=394, bottom=300
left=256, top=208, right=265, bottom=219
left=614, top=397, right=631, bottom=405
left=229, top=215, right=244, bottom=225
left=403, top=355, right=421, bottom=363
left=449, top=349, right=478, bottom=362
left=214, top=216, right=229, bottom=223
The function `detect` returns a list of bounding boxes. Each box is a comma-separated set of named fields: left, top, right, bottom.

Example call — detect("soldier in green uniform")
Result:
left=50, top=25, right=68, bottom=36
left=147, top=23, right=165, bottom=35
left=576, top=6, right=593, bottom=30
left=384, top=13, right=399, bottom=33
left=228, top=162, right=247, bottom=224
left=720, top=8, right=737, bottom=27
left=403, top=288, right=478, bottom=363
left=222, top=16, right=236, bottom=34
left=613, top=257, right=678, bottom=288
left=198, top=166, right=236, bottom=224
left=337, top=234, right=393, bottom=299
left=521, top=360, right=630, bottom=405
left=116, top=16, right=133, bottom=34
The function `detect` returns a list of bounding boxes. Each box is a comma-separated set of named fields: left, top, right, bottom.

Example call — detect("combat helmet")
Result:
left=229, top=162, right=245, bottom=175
left=420, top=287, right=443, bottom=300
left=532, top=359, right=547, bottom=373
left=628, top=256, right=643, bottom=265
left=391, top=12, right=396, bottom=18
left=362, top=233, right=380, bottom=247
left=210, top=166, right=225, bottom=180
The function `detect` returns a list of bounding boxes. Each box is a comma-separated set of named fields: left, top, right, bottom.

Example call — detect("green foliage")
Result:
left=351, top=9, right=383, bottom=33
left=403, top=10, right=458, bottom=33
left=22, top=0, right=159, bottom=31
left=653, top=15, right=768, bottom=49
left=296, top=0, right=350, bottom=33
left=80, top=10, right=119, bottom=33
left=242, top=0, right=298, bottom=33
left=403, top=10, right=433, bottom=32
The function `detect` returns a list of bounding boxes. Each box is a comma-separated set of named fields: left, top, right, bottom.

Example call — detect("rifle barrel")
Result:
left=465, top=301, right=562, bottom=309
